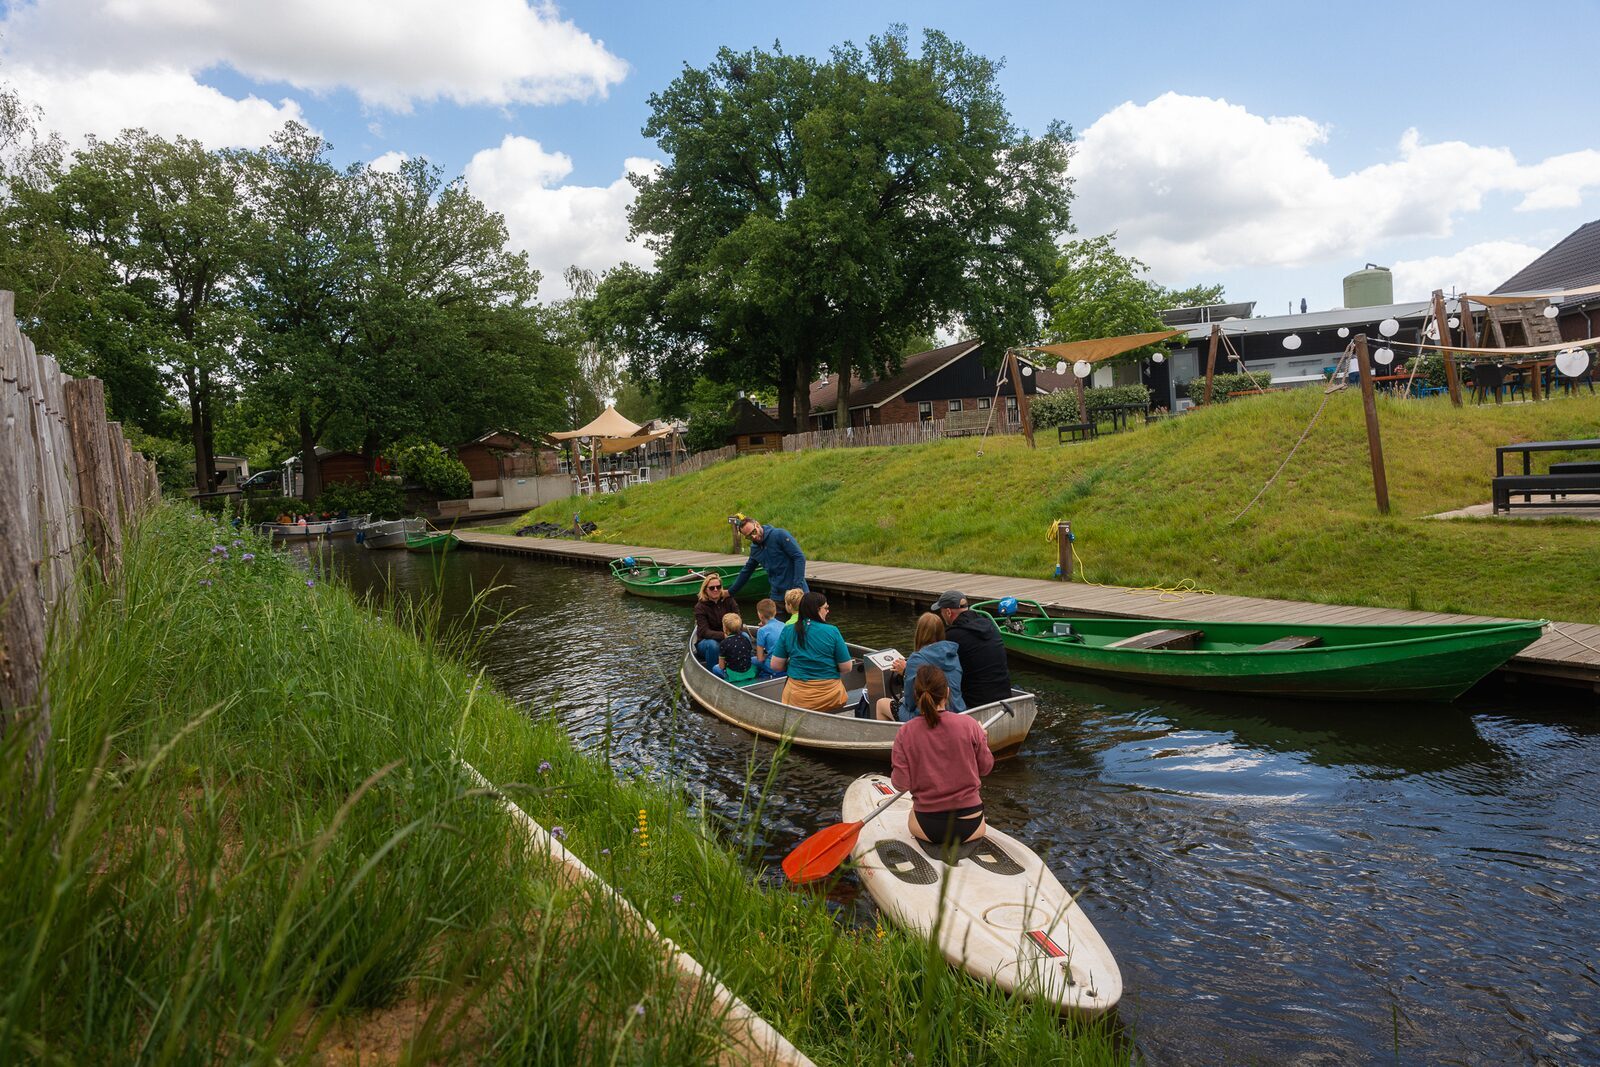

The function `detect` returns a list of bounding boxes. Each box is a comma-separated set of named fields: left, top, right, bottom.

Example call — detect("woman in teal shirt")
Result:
left=771, top=591, right=854, bottom=712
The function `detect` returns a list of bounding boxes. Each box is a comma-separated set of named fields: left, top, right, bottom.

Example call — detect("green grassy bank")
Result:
left=520, top=390, right=1600, bottom=623
left=1, top=504, right=1121, bottom=1065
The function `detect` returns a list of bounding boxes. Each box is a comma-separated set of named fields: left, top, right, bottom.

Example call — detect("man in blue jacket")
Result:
left=728, top=516, right=809, bottom=600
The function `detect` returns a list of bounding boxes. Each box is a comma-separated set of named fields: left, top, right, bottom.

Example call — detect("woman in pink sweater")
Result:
left=890, top=665, right=995, bottom=846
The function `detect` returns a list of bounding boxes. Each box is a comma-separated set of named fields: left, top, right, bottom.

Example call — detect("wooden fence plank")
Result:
left=65, top=377, right=123, bottom=578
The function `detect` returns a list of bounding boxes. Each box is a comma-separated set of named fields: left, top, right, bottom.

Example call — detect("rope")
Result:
left=1229, top=342, right=1352, bottom=524
left=974, top=355, right=1009, bottom=456
left=1550, top=623, right=1600, bottom=659
left=1048, top=521, right=1214, bottom=601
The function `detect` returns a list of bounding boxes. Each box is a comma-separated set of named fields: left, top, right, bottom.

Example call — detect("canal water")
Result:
left=314, top=541, right=1598, bottom=1065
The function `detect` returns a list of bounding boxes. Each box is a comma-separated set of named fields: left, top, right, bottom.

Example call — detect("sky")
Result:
left=3, top=0, right=1598, bottom=311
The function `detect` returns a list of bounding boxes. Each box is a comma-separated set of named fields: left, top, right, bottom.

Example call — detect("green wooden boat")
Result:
left=971, top=599, right=1546, bottom=703
left=608, top=555, right=769, bottom=600
left=404, top=531, right=457, bottom=554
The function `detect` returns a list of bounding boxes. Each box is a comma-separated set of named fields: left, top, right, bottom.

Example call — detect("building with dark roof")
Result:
left=726, top=397, right=784, bottom=453
left=806, top=340, right=1038, bottom=430
left=1492, top=219, right=1600, bottom=342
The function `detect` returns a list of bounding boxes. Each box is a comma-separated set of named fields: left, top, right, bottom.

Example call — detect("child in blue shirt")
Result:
left=753, top=598, right=786, bottom=680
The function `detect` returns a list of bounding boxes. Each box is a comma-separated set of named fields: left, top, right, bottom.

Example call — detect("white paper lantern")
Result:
left=1072, top=360, right=1092, bottom=379
left=1152, top=351, right=1166, bottom=363
left=1448, top=316, right=1460, bottom=329
left=1282, top=333, right=1302, bottom=350
left=1378, top=318, right=1400, bottom=337
left=1337, top=327, right=1350, bottom=338
left=1055, top=361, right=1067, bottom=375
left=1555, top=349, right=1590, bottom=377
left=1544, top=303, right=1560, bottom=319
left=1021, top=364, right=1033, bottom=376
left=1374, top=347, right=1394, bottom=366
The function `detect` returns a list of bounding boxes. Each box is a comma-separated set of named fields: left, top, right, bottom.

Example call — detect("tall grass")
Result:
left=2, top=504, right=1126, bottom=1064
left=514, top=390, right=1600, bottom=622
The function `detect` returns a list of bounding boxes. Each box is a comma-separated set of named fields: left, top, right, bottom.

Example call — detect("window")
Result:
left=1005, top=395, right=1018, bottom=411
left=917, top=401, right=933, bottom=421
left=818, top=412, right=836, bottom=430
left=748, top=435, right=764, bottom=445
left=977, top=396, right=991, bottom=409
left=948, top=398, right=963, bottom=413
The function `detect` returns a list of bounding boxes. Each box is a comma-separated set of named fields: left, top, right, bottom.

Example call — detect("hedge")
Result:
left=1030, top=384, right=1152, bottom=427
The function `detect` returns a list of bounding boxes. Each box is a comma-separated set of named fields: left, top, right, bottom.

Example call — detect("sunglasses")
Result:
left=707, top=584, right=722, bottom=590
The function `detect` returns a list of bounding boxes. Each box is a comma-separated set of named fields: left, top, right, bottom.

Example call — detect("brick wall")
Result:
left=813, top=395, right=1015, bottom=428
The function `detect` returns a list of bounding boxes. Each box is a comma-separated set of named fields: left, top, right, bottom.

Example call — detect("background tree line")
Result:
left=0, top=115, right=590, bottom=499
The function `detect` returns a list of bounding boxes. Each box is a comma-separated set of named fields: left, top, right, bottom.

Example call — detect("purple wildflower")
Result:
left=198, top=578, right=212, bottom=587
left=633, top=1003, right=646, bottom=1018
left=672, top=893, right=682, bottom=904
left=537, top=760, right=552, bottom=775
left=600, top=848, right=610, bottom=856
left=305, top=578, right=315, bottom=588
left=231, top=539, right=244, bottom=547
left=211, top=544, right=226, bottom=555
left=550, top=825, right=565, bottom=840
left=241, top=553, right=255, bottom=562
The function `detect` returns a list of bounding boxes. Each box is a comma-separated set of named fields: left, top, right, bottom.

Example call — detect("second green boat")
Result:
left=609, top=555, right=769, bottom=600
left=972, top=599, right=1545, bottom=703
left=404, top=531, right=457, bottom=554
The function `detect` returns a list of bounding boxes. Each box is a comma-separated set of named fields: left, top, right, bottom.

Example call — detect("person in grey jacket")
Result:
left=875, top=612, right=967, bottom=721
left=728, top=516, right=809, bottom=600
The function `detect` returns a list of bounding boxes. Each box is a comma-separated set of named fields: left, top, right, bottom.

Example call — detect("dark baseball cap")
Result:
left=931, top=590, right=966, bottom=610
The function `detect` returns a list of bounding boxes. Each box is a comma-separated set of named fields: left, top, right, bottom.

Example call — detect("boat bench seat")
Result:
left=1107, top=628, right=1203, bottom=651
left=1254, top=635, right=1322, bottom=651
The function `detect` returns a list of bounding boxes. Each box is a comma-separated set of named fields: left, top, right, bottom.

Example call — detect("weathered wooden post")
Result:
left=1055, top=520, right=1072, bottom=580
left=1353, top=334, right=1390, bottom=515
left=64, top=377, right=124, bottom=578
left=1004, top=350, right=1035, bottom=449
left=1431, top=290, right=1464, bottom=407
left=1202, top=323, right=1221, bottom=405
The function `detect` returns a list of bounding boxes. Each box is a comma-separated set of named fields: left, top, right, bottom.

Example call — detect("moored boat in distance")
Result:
left=678, top=632, right=1037, bottom=759
left=404, top=531, right=457, bottom=554
left=974, top=598, right=1546, bottom=703
left=356, top=517, right=427, bottom=549
left=610, top=555, right=770, bottom=600
left=256, top=514, right=369, bottom=540
left=844, top=774, right=1121, bottom=1017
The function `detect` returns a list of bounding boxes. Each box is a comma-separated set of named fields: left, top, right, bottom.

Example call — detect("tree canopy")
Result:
left=1047, top=234, right=1226, bottom=360
left=613, top=26, right=1074, bottom=432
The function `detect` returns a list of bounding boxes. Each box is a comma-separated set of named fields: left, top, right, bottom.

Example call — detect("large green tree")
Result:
left=621, top=26, right=1073, bottom=431
left=1047, top=233, right=1226, bottom=359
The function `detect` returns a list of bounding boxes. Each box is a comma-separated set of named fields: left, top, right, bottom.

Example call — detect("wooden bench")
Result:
left=1107, top=628, right=1203, bottom=651
left=1057, top=422, right=1097, bottom=444
left=1491, top=473, right=1600, bottom=513
left=1254, top=635, right=1322, bottom=651
left=1549, top=461, right=1600, bottom=476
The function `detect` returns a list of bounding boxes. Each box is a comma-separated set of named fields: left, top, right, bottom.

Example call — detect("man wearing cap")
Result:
left=931, top=591, right=1013, bottom=707
left=728, top=516, right=809, bottom=601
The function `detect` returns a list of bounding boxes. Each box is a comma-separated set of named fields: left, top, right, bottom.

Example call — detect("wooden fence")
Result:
left=782, top=419, right=949, bottom=451
left=673, top=444, right=738, bottom=476
left=0, top=291, right=161, bottom=778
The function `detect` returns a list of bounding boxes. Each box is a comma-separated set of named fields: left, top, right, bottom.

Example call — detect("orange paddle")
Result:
left=782, top=786, right=907, bottom=884
left=782, top=702, right=1016, bottom=884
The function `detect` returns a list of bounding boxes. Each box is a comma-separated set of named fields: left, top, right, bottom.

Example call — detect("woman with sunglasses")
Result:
left=694, top=574, right=741, bottom=669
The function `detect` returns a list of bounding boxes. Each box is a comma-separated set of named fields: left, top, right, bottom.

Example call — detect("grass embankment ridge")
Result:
left=2, top=504, right=1121, bottom=1065
left=521, top=390, right=1600, bottom=624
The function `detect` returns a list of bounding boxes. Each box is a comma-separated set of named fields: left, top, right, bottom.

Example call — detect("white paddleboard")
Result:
left=844, top=773, right=1122, bottom=1016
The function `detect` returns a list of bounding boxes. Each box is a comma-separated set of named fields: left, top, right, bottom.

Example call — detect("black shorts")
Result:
left=913, top=804, right=984, bottom=846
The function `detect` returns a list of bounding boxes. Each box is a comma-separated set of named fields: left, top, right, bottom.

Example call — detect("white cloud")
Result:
left=1072, top=93, right=1600, bottom=281
left=368, top=149, right=409, bottom=174
left=1, top=0, right=626, bottom=147
left=1390, top=241, right=1544, bottom=301
left=464, top=135, right=658, bottom=300
left=4, top=63, right=304, bottom=148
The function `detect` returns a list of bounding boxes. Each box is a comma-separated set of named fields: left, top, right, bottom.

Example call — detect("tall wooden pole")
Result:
left=1005, top=350, right=1035, bottom=449
left=1353, top=334, right=1390, bottom=515
left=1202, top=324, right=1221, bottom=405
left=1457, top=298, right=1478, bottom=347
left=1431, top=289, right=1463, bottom=407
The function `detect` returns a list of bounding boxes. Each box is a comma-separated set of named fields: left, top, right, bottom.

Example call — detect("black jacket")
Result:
left=945, top=610, right=1012, bottom=706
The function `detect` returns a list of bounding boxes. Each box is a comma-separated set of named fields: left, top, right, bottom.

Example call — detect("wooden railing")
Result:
left=0, top=291, right=161, bottom=778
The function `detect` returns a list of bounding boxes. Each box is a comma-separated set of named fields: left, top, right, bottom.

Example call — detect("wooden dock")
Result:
left=455, top=531, right=1600, bottom=692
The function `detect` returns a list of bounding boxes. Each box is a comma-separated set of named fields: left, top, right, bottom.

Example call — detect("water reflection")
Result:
left=308, top=541, right=1600, bottom=1066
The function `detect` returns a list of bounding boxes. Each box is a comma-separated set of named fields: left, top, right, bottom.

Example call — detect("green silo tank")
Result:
left=1343, top=264, right=1394, bottom=308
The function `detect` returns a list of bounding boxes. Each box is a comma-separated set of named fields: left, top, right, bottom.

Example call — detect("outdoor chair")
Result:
left=1470, top=364, right=1507, bottom=404
left=637, top=465, right=651, bottom=482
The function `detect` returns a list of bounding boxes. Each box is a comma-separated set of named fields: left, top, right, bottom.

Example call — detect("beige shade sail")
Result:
left=1461, top=282, right=1600, bottom=307
left=1387, top=334, right=1600, bottom=357
left=1025, top=329, right=1187, bottom=365
left=599, top=428, right=674, bottom=455
left=548, top=405, right=644, bottom=441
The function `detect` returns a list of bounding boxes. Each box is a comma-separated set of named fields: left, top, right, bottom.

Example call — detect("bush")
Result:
left=241, top=495, right=307, bottom=524
left=316, top=480, right=406, bottom=519
left=1184, top=371, right=1271, bottom=404
left=122, top=426, right=192, bottom=493
left=1031, top=383, right=1152, bottom=427
left=393, top=442, right=471, bottom=500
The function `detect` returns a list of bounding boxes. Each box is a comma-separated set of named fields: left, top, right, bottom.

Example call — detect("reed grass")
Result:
left=2, top=504, right=1126, bottom=1065
left=514, top=389, right=1600, bottom=623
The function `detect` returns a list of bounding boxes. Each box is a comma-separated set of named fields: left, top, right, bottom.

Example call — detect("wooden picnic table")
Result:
left=1370, top=372, right=1420, bottom=396
left=1495, top=437, right=1600, bottom=477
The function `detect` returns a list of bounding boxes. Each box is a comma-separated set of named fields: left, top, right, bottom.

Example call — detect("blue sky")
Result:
left=5, top=0, right=1598, bottom=310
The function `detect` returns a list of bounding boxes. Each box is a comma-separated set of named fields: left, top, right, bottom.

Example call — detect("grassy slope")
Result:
left=520, top=390, right=1600, bottom=623
left=2, top=504, right=1119, bottom=1065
